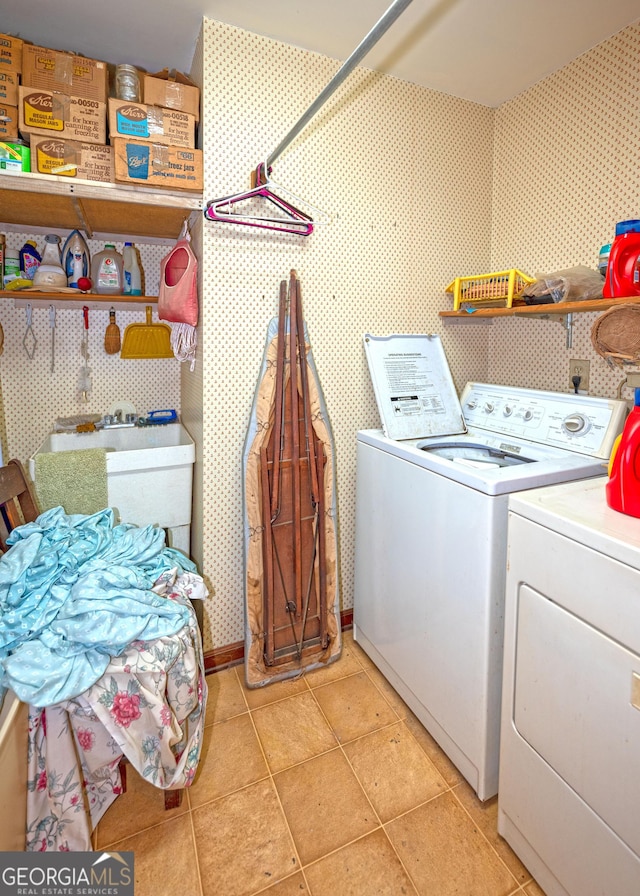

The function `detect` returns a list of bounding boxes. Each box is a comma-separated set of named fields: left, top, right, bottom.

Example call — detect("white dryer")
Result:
left=354, top=382, right=626, bottom=800
left=499, top=478, right=640, bottom=896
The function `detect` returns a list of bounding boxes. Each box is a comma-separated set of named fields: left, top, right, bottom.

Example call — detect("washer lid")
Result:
left=363, top=333, right=465, bottom=441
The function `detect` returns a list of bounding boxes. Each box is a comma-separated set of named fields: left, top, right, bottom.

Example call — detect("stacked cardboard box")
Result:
left=18, top=44, right=108, bottom=149
left=0, top=33, right=203, bottom=192
left=143, top=70, right=200, bottom=121
left=0, top=34, right=22, bottom=141
left=0, top=102, right=17, bottom=140
left=30, top=136, right=113, bottom=183
left=19, top=87, right=106, bottom=143
left=111, top=137, right=201, bottom=191
left=21, top=44, right=108, bottom=103
left=0, top=33, right=22, bottom=71
left=0, top=38, right=113, bottom=182
left=108, top=99, right=195, bottom=148
left=110, top=69, right=202, bottom=191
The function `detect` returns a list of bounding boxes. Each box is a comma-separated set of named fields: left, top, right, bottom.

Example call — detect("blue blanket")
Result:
left=0, top=506, right=196, bottom=707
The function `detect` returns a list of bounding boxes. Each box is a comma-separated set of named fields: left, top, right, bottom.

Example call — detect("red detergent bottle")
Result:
left=603, top=225, right=640, bottom=298
left=606, top=388, right=640, bottom=516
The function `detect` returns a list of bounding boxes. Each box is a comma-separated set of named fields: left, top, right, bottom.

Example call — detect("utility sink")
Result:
left=29, top=423, right=195, bottom=553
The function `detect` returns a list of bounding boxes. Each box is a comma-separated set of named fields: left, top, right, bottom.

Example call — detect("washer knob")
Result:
left=503, top=405, right=513, bottom=417
left=523, top=409, right=533, bottom=421
left=484, top=402, right=494, bottom=413
left=563, top=413, right=590, bottom=434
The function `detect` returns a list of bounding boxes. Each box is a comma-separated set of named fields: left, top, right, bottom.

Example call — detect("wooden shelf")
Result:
left=0, top=289, right=153, bottom=302
left=439, top=296, right=640, bottom=319
left=0, top=289, right=157, bottom=311
left=0, top=170, right=202, bottom=241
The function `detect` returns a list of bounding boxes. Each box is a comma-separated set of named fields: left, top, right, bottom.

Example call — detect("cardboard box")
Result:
left=22, top=44, right=108, bottom=103
left=0, top=104, right=18, bottom=140
left=143, top=71, right=200, bottom=121
left=0, top=141, right=30, bottom=174
left=0, top=70, right=19, bottom=106
left=108, top=98, right=195, bottom=148
left=30, top=136, right=113, bottom=182
left=19, top=86, right=106, bottom=144
left=112, top=137, right=202, bottom=192
left=0, top=34, right=23, bottom=75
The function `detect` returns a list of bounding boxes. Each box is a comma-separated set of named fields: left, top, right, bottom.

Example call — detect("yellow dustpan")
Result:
left=120, top=306, right=173, bottom=359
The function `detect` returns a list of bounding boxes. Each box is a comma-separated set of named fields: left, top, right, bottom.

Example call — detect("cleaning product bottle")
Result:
left=603, top=222, right=640, bottom=298
left=61, top=229, right=89, bottom=288
left=19, top=239, right=41, bottom=280
left=32, top=234, right=67, bottom=289
left=92, top=243, right=124, bottom=295
left=3, top=248, right=20, bottom=286
left=122, top=241, right=143, bottom=295
left=606, top=388, right=640, bottom=516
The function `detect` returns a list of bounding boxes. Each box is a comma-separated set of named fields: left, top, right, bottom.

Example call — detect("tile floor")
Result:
left=94, top=631, right=546, bottom=896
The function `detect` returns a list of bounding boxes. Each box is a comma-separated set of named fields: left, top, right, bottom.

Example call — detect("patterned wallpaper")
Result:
left=489, top=22, right=640, bottom=398
left=197, top=19, right=494, bottom=651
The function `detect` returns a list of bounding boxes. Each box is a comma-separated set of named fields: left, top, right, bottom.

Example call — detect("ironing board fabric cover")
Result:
left=26, top=571, right=208, bottom=852
left=0, top=506, right=195, bottom=707
left=243, top=314, right=342, bottom=686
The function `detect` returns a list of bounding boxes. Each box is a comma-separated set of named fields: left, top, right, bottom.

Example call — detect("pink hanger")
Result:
left=204, top=163, right=315, bottom=236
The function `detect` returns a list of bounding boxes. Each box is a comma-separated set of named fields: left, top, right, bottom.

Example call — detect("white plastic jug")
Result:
left=92, top=243, right=124, bottom=295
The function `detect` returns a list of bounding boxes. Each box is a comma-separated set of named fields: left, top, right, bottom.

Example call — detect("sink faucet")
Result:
left=100, top=411, right=137, bottom=429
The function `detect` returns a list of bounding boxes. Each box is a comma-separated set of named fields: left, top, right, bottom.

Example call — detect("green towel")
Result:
left=34, top=448, right=109, bottom=516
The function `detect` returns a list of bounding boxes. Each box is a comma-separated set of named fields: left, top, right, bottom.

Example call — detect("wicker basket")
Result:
left=445, top=269, right=535, bottom=310
left=591, top=304, right=640, bottom=367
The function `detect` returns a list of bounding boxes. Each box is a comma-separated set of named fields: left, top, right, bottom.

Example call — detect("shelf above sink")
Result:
left=0, top=289, right=157, bottom=310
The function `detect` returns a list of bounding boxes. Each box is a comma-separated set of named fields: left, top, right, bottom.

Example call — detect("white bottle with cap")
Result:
left=122, top=241, right=142, bottom=295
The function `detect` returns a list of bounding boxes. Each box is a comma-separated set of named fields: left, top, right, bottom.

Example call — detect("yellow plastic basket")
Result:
left=445, top=269, right=535, bottom=310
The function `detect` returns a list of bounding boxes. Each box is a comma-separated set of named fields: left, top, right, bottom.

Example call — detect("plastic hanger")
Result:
left=204, top=163, right=326, bottom=236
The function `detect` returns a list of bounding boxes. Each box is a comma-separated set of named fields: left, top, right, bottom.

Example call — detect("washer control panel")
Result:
left=461, top=383, right=627, bottom=458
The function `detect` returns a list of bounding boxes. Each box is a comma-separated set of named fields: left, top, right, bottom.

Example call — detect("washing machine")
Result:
left=353, top=381, right=626, bottom=800
left=499, top=477, right=640, bottom=896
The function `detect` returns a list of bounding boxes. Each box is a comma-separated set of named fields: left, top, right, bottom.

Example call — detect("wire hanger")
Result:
left=204, top=162, right=328, bottom=235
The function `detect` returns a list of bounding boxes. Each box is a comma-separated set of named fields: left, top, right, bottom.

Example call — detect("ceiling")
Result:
left=3, top=0, right=639, bottom=107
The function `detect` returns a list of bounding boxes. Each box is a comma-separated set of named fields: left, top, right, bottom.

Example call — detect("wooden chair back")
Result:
left=0, top=459, right=40, bottom=551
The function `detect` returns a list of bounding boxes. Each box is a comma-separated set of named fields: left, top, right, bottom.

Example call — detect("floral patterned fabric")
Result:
left=25, top=570, right=208, bottom=851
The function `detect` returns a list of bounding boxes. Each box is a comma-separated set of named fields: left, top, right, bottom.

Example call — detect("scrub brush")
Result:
left=104, top=307, right=121, bottom=354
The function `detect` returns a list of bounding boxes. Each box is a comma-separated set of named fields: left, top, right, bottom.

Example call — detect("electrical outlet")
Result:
left=569, top=359, right=590, bottom=392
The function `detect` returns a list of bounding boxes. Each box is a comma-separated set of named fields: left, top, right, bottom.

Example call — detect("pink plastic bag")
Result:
left=158, top=223, right=198, bottom=327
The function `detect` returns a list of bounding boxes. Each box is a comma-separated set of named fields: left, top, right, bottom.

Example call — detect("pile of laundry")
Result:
left=0, top=506, right=197, bottom=707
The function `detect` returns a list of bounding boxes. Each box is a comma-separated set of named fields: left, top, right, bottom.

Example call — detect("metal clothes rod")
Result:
left=265, top=0, right=415, bottom=170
